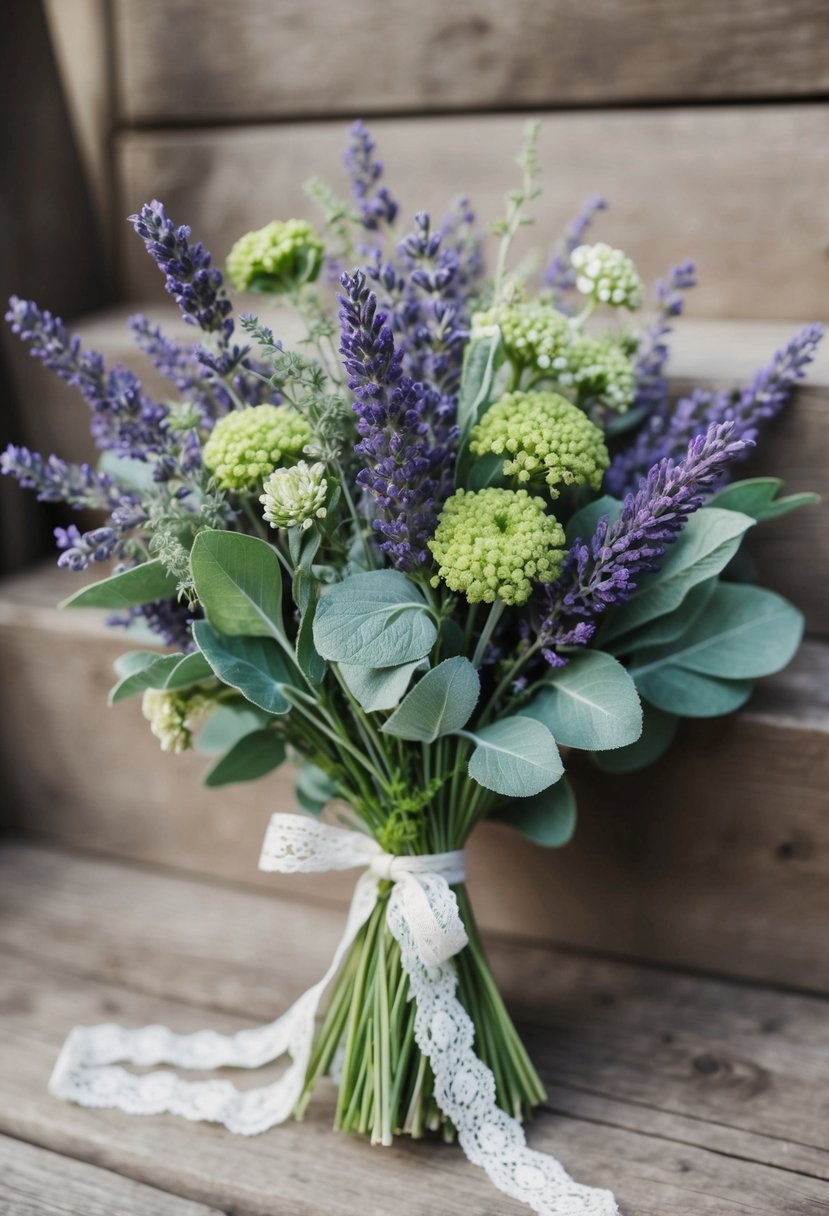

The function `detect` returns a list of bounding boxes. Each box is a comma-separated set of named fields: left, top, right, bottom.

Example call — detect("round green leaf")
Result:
left=524, top=650, right=642, bottom=751
left=465, top=717, right=563, bottom=797
left=591, top=703, right=678, bottom=773
left=193, top=620, right=293, bottom=714
left=382, top=658, right=480, bottom=743
left=635, top=666, right=752, bottom=717
left=492, top=777, right=577, bottom=847
left=313, top=570, right=436, bottom=667
left=203, top=730, right=286, bottom=788
left=191, top=530, right=284, bottom=640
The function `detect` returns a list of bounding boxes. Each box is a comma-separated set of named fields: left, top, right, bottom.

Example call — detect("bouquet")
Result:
left=3, top=121, right=822, bottom=1214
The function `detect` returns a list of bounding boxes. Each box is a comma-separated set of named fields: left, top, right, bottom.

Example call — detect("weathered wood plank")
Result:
left=115, top=108, right=829, bottom=320
left=112, top=0, right=829, bottom=124
left=2, top=842, right=828, bottom=1182
left=2, top=943, right=829, bottom=1212
left=0, top=557, right=827, bottom=988
left=0, top=1134, right=223, bottom=1216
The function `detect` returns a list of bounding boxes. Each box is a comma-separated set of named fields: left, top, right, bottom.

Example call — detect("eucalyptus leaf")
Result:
left=60, top=559, right=179, bottom=611
left=635, top=666, right=753, bottom=717
left=196, top=703, right=272, bottom=755
left=203, top=730, right=286, bottom=788
left=708, top=477, right=819, bottom=522
left=339, top=659, right=424, bottom=713
left=108, top=648, right=213, bottom=704
left=631, top=583, right=803, bottom=680
left=591, top=703, right=678, bottom=773
left=565, top=495, right=623, bottom=546
left=608, top=578, right=718, bottom=657
left=524, top=650, right=642, bottom=751
left=492, top=777, right=577, bottom=847
left=295, top=763, right=340, bottom=816
left=190, top=530, right=284, bottom=640
left=598, top=508, right=754, bottom=645
left=313, top=570, right=437, bottom=667
left=383, top=658, right=480, bottom=743
left=192, top=620, right=293, bottom=714
left=467, top=453, right=506, bottom=491
left=113, top=650, right=161, bottom=679
left=464, top=717, right=563, bottom=798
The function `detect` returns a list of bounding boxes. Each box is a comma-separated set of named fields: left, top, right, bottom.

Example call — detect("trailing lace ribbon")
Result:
left=49, top=814, right=617, bottom=1216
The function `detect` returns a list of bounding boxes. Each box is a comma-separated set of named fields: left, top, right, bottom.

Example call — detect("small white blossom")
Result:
left=260, top=460, right=328, bottom=531
left=571, top=243, right=644, bottom=311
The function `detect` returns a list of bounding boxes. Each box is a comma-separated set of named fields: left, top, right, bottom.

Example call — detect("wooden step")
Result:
left=8, top=308, right=828, bottom=633
left=1, top=562, right=827, bottom=992
left=1, top=841, right=827, bottom=1215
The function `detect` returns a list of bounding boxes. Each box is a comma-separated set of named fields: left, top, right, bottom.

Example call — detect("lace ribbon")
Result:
left=49, top=814, right=617, bottom=1215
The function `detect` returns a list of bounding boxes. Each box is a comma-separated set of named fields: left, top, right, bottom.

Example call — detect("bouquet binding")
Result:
left=3, top=121, right=822, bottom=1215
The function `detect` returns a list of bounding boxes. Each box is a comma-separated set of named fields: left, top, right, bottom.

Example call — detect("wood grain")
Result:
left=0, top=1134, right=223, bottom=1216
left=2, top=843, right=828, bottom=1181
left=115, top=109, right=829, bottom=322
left=1, top=558, right=827, bottom=989
left=111, top=0, right=829, bottom=124
left=2, top=847, right=829, bottom=1212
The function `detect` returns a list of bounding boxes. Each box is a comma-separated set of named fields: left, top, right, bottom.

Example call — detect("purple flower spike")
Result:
left=343, top=121, right=399, bottom=234
left=539, top=420, right=750, bottom=661
left=632, top=260, right=696, bottom=416
left=608, top=322, right=823, bottom=495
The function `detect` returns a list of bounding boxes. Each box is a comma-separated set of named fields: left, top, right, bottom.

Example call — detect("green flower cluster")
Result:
left=226, top=219, right=325, bottom=293
left=571, top=242, right=643, bottom=310
left=473, top=301, right=570, bottom=372
left=428, top=487, right=565, bottom=605
left=203, top=404, right=311, bottom=493
left=260, top=459, right=329, bottom=530
left=142, top=689, right=215, bottom=754
left=470, top=390, right=609, bottom=495
left=561, top=335, right=636, bottom=413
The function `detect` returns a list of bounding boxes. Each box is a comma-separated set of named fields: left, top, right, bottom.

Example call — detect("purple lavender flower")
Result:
left=632, top=261, right=696, bottom=416
left=6, top=298, right=168, bottom=458
left=544, top=195, right=607, bottom=297
left=54, top=496, right=148, bottom=572
left=607, top=323, right=823, bottom=495
left=130, top=202, right=233, bottom=339
left=339, top=270, right=455, bottom=569
left=108, top=597, right=196, bottom=651
left=343, top=121, right=399, bottom=234
left=539, top=421, right=749, bottom=662
left=1, top=446, right=124, bottom=508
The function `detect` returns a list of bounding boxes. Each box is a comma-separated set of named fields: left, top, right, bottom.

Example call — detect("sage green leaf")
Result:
left=492, top=777, right=577, bottom=847
left=708, top=477, right=819, bottom=522
left=61, top=559, right=179, bottom=610
left=113, top=650, right=161, bottom=679
left=608, top=578, right=718, bottom=657
left=192, top=620, right=293, bottom=714
left=457, top=329, right=505, bottom=442
left=635, top=666, right=752, bottom=717
left=313, top=570, right=437, bottom=667
left=98, top=451, right=156, bottom=493
left=108, top=649, right=213, bottom=704
left=295, top=763, right=339, bottom=816
left=591, top=703, right=678, bottom=773
left=339, top=659, right=424, bottom=713
left=565, top=495, right=622, bottom=546
left=524, top=650, right=642, bottom=751
left=383, top=658, right=480, bottom=743
left=468, top=452, right=506, bottom=490
left=190, top=530, right=284, bottom=639
left=631, top=584, right=803, bottom=680
left=295, top=596, right=326, bottom=685
left=464, top=717, right=563, bottom=797
left=196, top=703, right=271, bottom=755
left=203, top=730, right=286, bottom=788
left=598, top=508, right=754, bottom=645
left=162, top=650, right=214, bottom=690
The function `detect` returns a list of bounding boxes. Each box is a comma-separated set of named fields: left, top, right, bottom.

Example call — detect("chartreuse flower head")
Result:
left=203, top=404, right=311, bottom=493
left=571, top=242, right=643, bottom=310
left=563, top=335, right=636, bottom=413
left=473, top=301, right=570, bottom=373
left=470, top=390, right=609, bottom=496
left=142, top=689, right=215, bottom=754
left=226, top=219, right=325, bottom=293
left=428, top=487, right=565, bottom=605
left=260, top=460, right=328, bottom=530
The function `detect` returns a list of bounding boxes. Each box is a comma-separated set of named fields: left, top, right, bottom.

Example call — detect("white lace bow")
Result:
left=49, top=813, right=617, bottom=1216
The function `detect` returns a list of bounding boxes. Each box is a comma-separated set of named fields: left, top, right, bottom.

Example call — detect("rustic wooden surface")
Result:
left=115, top=107, right=829, bottom=320
left=1, top=555, right=827, bottom=991
left=111, top=0, right=829, bottom=123
left=1, top=841, right=828, bottom=1214
left=0, top=1134, right=224, bottom=1216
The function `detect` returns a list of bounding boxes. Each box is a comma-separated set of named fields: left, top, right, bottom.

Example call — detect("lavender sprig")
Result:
left=343, top=121, right=399, bottom=235
left=129, top=201, right=234, bottom=339
left=1, top=446, right=125, bottom=508
left=607, top=323, right=823, bottom=495
left=632, top=260, right=696, bottom=416
left=544, top=195, right=607, bottom=298
left=54, top=499, right=148, bottom=571
left=539, top=421, right=749, bottom=663
left=6, top=298, right=168, bottom=458
left=339, top=270, right=454, bottom=569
